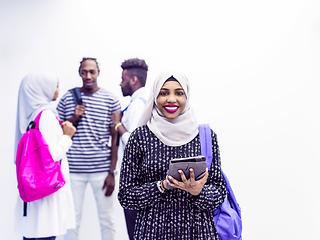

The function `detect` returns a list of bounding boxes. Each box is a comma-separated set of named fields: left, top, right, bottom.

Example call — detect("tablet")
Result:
left=166, top=155, right=207, bottom=189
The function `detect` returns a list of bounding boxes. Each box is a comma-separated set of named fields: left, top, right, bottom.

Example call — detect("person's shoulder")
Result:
left=130, top=89, right=148, bottom=107
left=136, top=124, right=148, bottom=131
left=39, top=109, right=57, bottom=122
left=197, top=125, right=217, bottom=138
left=97, top=88, right=119, bottom=100
left=130, top=125, right=149, bottom=136
left=208, top=128, right=219, bottom=142
left=130, top=97, right=147, bottom=108
left=98, top=88, right=115, bottom=96
left=126, top=125, right=149, bottom=144
left=59, top=89, right=73, bottom=100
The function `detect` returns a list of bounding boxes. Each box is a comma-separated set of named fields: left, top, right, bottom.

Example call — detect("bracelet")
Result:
left=115, top=122, right=122, bottom=131
left=157, top=181, right=165, bottom=193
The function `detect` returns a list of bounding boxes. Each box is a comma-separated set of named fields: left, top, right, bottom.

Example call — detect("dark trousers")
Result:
left=23, top=237, right=56, bottom=240
left=124, top=209, right=138, bottom=240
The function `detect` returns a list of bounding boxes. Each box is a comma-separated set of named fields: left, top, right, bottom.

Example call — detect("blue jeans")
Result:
left=23, top=237, right=56, bottom=240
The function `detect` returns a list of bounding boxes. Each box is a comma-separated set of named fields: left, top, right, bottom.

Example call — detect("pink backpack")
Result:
left=16, top=110, right=66, bottom=203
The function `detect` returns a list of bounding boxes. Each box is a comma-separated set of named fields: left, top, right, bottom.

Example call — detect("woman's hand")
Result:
left=166, top=168, right=208, bottom=196
left=62, top=120, right=76, bottom=138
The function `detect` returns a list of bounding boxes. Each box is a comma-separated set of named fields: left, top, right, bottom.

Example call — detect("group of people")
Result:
left=14, top=57, right=227, bottom=240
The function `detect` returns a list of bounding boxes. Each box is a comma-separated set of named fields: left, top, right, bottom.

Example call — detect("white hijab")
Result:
left=14, top=72, right=58, bottom=162
left=138, top=69, right=198, bottom=146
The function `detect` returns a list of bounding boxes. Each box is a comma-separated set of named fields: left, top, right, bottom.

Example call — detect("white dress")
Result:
left=14, top=110, right=76, bottom=238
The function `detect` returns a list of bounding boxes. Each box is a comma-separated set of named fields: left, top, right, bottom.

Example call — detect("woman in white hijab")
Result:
left=14, top=72, right=76, bottom=240
left=118, top=69, right=226, bottom=240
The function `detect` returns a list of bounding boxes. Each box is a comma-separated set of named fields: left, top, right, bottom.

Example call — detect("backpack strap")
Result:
left=121, top=97, right=146, bottom=114
left=199, top=124, right=242, bottom=238
left=70, top=87, right=83, bottom=105
left=118, top=97, right=147, bottom=146
left=33, top=110, right=45, bottom=130
left=24, top=110, right=45, bottom=217
left=23, top=110, right=62, bottom=217
left=23, top=202, right=27, bottom=217
left=198, top=124, right=213, bottom=169
left=139, top=97, right=147, bottom=104
left=69, top=88, right=83, bottom=127
left=32, top=110, right=62, bottom=130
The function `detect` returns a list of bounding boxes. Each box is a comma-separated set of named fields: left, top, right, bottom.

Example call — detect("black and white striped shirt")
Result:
left=57, top=88, right=120, bottom=174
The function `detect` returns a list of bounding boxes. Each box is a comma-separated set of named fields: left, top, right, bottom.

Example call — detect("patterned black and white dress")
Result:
left=118, top=125, right=226, bottom=240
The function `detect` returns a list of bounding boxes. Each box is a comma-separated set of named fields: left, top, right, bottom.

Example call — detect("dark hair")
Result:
left=121, top=58, right=148, bottom=86
left=165, top=76, right=178, bottom=82
left=79, top=57, right=100, bottom=72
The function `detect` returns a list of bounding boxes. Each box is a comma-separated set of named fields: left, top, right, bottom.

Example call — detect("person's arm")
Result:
left=39, top=110, right=73, bottom=161
left=112, top=99, right=146, bottom=146
left=189, top=131, right=226, bottom=211
left=163, top=131, right=226, bottom=211
left=111, top=109, right=126, bottom=135
left=102, top=97, right=121, bottom=196
left=56, top=92, right=85, bottom=124
left=66, top=104, right=86, bottom=124
left=102, top=125, right=118, bottom=197
left=118, top=128, right=164, bottom=210
left=109, top=125, right=118, bottom=172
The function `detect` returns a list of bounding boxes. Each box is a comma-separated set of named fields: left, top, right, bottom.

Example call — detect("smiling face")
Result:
left=156, top=80, right=187, bottom=119
left=79, top=59, right=100, bottom=93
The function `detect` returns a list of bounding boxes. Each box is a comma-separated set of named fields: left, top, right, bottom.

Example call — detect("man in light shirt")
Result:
left=111, top=58, right=148, bottom=240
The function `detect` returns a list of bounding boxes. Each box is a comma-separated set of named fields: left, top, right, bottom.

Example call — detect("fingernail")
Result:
left=178, top=170, right=182, bottom=173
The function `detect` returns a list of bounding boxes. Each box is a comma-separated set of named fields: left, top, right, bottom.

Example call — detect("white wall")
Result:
left=1, top=0, right=320, bottom=239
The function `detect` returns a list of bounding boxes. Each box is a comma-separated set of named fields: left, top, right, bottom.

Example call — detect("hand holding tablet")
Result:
left=166, top=156, right=207, bottom=189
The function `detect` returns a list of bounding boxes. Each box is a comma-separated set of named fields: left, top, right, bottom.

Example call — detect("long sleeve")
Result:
left=117, top=125, right=225, bottom=240
left=192, top=131, right=226, bottom=211
left=14, top=109, right=76, bottom=238
left=118, top=128, right=163, bottom=210
left=118, top=126, right=226, bottom=211
left=39, top=110, right=72, bottom=161
left=120, top=97, right=147, bottom=146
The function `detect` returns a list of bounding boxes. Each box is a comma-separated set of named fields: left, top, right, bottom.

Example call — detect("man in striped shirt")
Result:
left=57, top=57, right=121, bottom=240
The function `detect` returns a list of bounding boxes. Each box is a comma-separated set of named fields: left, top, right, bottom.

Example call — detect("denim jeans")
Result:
left=23, top=237, right=56, bottom=240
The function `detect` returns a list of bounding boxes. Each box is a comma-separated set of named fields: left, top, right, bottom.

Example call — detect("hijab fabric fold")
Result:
left=138, top=69, right=198, bottom=146
left=14, top=72, right=58, bottom=162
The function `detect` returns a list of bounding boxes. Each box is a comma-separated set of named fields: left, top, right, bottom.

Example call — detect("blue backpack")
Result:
left=199, top=124, right=242, bottom=240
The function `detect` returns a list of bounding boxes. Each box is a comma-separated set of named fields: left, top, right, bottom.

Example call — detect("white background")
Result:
left=1, top=0, right=320, bottom=239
